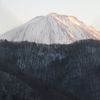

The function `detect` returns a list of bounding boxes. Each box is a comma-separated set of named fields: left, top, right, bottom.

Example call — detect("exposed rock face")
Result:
left=0, top=13, right=100, bottom=44
left=0, top=40, right=100, bottom=100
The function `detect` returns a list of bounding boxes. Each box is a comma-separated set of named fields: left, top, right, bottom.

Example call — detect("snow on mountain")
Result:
left=0, top=13, right=100, bottom=44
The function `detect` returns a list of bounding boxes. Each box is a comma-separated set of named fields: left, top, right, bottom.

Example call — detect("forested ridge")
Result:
left=0, top=39, right=100, bottom=100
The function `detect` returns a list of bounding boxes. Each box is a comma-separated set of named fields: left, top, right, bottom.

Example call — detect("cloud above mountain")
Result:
left=0, top=2, right=21, bottom=34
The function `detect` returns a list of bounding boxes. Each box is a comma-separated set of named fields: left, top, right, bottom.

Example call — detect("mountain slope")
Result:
left=0, top=13, right=100, bottom=44
left=0, top=40, right=100, bottom=100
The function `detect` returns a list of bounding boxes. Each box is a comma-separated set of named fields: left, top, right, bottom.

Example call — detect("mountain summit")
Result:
left=0, top=13, right=100, bottom=44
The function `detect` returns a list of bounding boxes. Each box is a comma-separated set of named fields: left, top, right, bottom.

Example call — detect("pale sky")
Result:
left=0, top=0, right=100, bottom=33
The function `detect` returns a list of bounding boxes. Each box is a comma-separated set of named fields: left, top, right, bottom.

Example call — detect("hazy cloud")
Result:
left=0, top=2, right=22, bottom=34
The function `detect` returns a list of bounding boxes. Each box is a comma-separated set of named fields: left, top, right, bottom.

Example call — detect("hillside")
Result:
left=0, top=40, right=100, bottom=100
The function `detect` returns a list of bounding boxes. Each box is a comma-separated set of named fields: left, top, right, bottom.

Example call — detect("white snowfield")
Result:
left=0, top=13, right=100, bottom=44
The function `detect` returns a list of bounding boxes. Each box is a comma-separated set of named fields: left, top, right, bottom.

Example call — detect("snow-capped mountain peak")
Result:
left=0, top=13, right=100, bottom=44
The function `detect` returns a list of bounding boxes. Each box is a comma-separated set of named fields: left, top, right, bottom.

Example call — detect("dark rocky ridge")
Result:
left=0, top=39, right=100, bottom=100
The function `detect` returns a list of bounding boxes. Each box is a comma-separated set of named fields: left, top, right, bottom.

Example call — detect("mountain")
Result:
left=0, top=40, right=100, bottom=100
left=0, top=13, right=100, bottom=44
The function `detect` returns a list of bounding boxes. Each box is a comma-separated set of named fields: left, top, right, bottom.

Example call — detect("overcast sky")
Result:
left=0, top=0, right=100, bottom=33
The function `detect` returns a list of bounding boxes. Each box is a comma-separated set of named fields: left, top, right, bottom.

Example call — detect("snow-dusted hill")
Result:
left=0, top=13, right=100, bottom=44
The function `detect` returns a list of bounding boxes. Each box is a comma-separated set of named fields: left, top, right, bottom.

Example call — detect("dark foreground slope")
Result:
left=0, top=40, right=100, bottom=100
